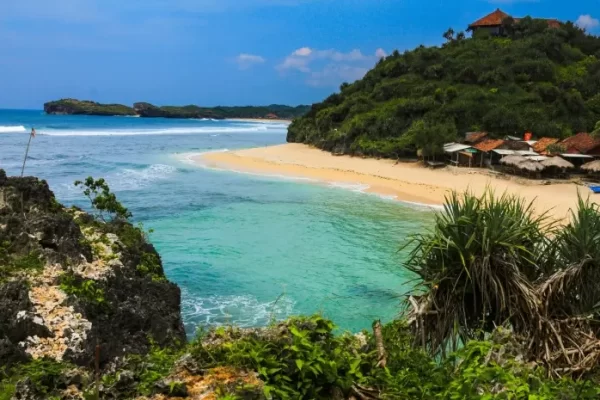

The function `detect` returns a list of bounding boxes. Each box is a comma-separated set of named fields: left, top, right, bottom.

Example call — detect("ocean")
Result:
left=0, top=109, right=433, bottom=334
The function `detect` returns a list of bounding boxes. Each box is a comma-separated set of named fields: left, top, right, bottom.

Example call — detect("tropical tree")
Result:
left=404, top=191, right=550, bottom=355
left=592, top=120, right=600, bottom=137
left=404, top=190, right=600, bottom=376
left=443, top=28, right=455, bottom=43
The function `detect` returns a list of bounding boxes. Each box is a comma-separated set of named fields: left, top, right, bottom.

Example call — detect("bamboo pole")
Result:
left=20, top=128, right=35, bottom=177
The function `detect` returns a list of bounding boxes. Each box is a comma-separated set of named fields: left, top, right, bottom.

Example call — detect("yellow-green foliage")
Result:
left=59, top=273, right=105, bottom=306
left=0, top=241, right=44, bottom=282
left=0, top=359, right=68, bottom=400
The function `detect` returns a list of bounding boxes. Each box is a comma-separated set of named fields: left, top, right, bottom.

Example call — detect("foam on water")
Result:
left=37, top=125, right=274, bottom=136
left=0, top=125, right=27, bottom=133
left=112, top=164, right=178, bottom=191
left=181, top=292, right=295, bottom=330
left=328, top=182, right=371, bottom=193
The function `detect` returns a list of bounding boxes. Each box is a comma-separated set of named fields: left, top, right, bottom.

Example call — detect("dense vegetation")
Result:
left=288, top=18, right=600, bottom=158
left=44, top=99, right=310, bottom=119
left=4, top=174, right=600, bottom=398
left=43, top=99, right=137, bottom=116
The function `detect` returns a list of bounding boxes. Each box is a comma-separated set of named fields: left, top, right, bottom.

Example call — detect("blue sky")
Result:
left=0, top=0, right=598, bottom=109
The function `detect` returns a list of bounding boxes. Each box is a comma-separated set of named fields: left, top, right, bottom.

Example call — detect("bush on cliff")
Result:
left=3, top=173, right=600, bottom=399
left=288, top=18, right=600, bottom=157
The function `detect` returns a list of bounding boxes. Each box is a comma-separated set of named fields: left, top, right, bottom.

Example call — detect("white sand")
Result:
left=194, top=143, right=597, bottom=221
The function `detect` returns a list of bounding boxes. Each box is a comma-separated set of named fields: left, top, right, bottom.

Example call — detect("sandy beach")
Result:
left=194, top=143, right=596, bottom=220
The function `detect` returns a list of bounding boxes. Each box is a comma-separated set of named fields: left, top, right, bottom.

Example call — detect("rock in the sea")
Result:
left=43, top=99, right=137, bottom=116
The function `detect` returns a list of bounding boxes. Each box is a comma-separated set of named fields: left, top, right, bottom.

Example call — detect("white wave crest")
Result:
left=182, top=293, right=295, bottom=328
left=37, top=125, right=280, bottom=137
left=0, top=125, right=27, bottom=133
left=177, top=150, right=230, bottom=165
left=328, top=182, right=371, bottom=193
left=112, top=164, right=178, bottom=191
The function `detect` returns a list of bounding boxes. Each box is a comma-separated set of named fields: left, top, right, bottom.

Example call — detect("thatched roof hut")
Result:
left=517, top=160, right=545, bottom=172
left=581, top=160, right=600, bottom=172
left=540, top=157, right=574, bottom=169
left=500, top=155, right=527, bottom=166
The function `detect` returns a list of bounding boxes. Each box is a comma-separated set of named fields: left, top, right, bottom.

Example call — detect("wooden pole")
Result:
left=20, top=129, right=34, bottom=177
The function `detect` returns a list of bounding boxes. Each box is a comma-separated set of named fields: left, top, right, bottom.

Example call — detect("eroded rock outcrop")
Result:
left=1, top=171, right=266, bottom=400
left=0, top=170, right=186, bottom=369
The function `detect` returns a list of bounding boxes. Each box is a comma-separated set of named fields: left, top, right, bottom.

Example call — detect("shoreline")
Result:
left=227, top=118, right=292, bottom=124
left=190, top=143, right=597, bottom=220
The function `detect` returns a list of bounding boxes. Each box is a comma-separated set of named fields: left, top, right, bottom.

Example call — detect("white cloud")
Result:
left=277, top=46, right=382, bottom=87
left=375, top=48, right=387, bottom=59
left=235, top=53, right=266, bottom=70
left=576, top=14, right=600, bottom=31
left=307, top=64, right=369, bottom=87
left=277, top=47, right=370, bottom=73
left=293, top=47, right=313, bottom=57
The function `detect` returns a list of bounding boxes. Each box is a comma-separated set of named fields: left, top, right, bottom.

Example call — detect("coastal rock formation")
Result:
left=0, top=170, right=185, bottom=369
left=0, top=171, right=269, bottom=399
left=44, top=99, right=136, bottom=116
left=133, top=102, right=223, bottom=119
left=44, top=98, right=309, bottom=119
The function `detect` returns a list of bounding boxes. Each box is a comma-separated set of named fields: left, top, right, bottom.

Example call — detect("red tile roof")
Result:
left=465, top=132, right=488, bottom=143
left=469, top=9, right=561, bottom=30
left=474, top=139, right=505, bottom=152
left=545, top=19, right=561, bottom=28
left=532, top=137, right=559, bottom=153
left=559, top=133, right=600, bottom=154
left=469, top=9, right=510, bottom=28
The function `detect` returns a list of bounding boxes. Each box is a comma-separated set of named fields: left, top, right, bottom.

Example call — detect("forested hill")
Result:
left=287, top=18, right=600, bottom=158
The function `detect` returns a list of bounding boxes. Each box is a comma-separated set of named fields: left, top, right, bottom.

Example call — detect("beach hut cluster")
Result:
left=442, top=132, right=600, bottom=180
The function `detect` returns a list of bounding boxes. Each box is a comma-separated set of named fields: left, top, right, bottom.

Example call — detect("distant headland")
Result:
left=43, top=98, right=310, bottom=120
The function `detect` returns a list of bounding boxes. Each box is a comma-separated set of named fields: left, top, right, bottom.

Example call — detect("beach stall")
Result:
left=581, top=160, right=600, bottom=181
left=540, top=156, right=574, bottom=179
left=473, top=139, right=505, bottom=167
left=499, top=154, right=527, bottom=175
left=517, top=160, right=545, bottom=179
left=559, top=153, right=593, bottom=168
left=443, top=143, right=475, bottom=167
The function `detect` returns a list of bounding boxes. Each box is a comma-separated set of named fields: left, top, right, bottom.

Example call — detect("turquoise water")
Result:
left=0, top=110, right=432, bottom=334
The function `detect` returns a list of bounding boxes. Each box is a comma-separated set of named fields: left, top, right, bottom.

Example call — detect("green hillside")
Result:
left=287, top=18, right=600, bottom=158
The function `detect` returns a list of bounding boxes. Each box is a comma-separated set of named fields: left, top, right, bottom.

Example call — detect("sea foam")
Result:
left=37, top=125, right=276, bottom=137
left=112, top=164, right=178, bottom=191
left=181, top=293, right=295, bottom=329
left=0, top=125, right=27, bottom=133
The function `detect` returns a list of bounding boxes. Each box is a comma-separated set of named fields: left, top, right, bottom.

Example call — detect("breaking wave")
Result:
left=37, top=125, right=278, bottom=137
left=0, top=125, right=27, bottom=133
left=181, top=292, right=295, bottom=331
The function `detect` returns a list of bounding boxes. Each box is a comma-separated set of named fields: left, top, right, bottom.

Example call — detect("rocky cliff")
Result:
left=43, top=99, right=137, bottom=116
left=0, top=171, right=270, bottom=399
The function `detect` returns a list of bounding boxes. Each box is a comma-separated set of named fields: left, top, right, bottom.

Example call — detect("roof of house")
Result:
left=559, top=133, right=600, bottom=154
left=493, top=149, right=538, bottom=156
left=464, top=132, right=488, bottom=143
left=504, top=135, right=522, bottom=141
left=473, top=139, right=505, bottom=152
left=468, top=9, right=510, bottom=29
left=532, top=137, right=559, bottom=153
left=468, top=9, right=561, bottom=30
left=444, top=143, right=474, bottom=153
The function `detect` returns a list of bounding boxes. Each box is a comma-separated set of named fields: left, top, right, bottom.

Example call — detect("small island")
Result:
left=44, top=98, right=310, bottom=120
